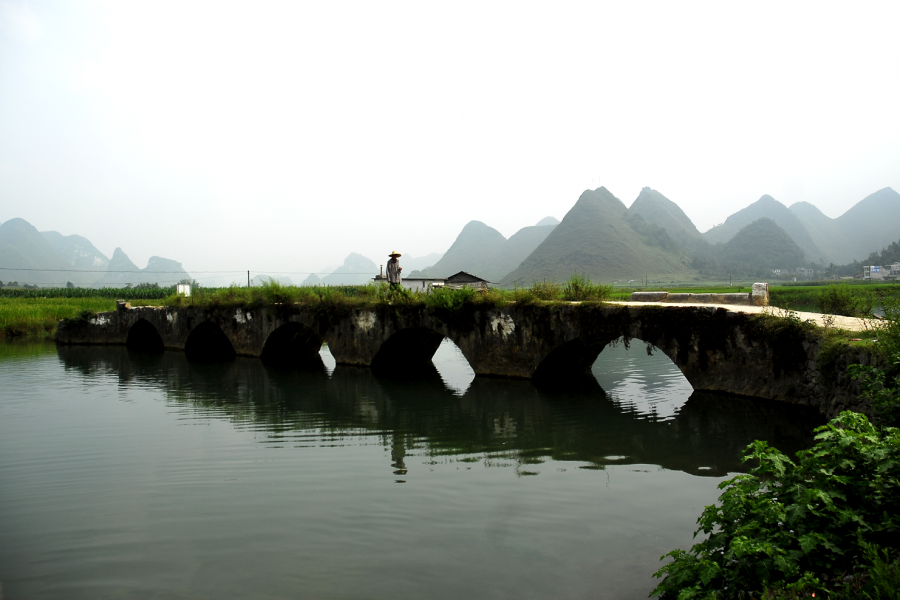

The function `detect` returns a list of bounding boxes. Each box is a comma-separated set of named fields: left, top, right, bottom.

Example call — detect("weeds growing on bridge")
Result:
left=159, top=273, right=611, bottom=312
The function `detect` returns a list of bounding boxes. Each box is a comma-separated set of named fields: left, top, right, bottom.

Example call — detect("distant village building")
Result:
left=796, top=267, right=815, bottom=279
left=444, top=271, right=491, bottom=290
left=866, top=263, right=900, bottom=280
left=864, top=265, right=884, bottom=280
left=372, top=270, right=491, bottom=291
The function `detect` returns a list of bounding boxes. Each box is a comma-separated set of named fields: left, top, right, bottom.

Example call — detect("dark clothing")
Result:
left=386, top=258, right=401, bottom=284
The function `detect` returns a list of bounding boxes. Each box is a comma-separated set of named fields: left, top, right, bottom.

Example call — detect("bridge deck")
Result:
left=611, top=301, right=872, bottom=332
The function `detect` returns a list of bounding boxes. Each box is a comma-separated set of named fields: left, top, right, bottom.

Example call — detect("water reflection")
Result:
left=57, top=344, right=824, bottom=477
left=593, top=337, right=693, bottom=420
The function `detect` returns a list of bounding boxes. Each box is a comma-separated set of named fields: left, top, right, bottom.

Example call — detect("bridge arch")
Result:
left=371, top=326, right=446, bottom=374
left=532, top=336, right=611, bottom=380
left=261, top=322, right=325, bottom=369
left=125, top=318, right=164, bottom=353
left=532, top=331, right=695, bottom=387
left=184, top=320, right=236, bottom=362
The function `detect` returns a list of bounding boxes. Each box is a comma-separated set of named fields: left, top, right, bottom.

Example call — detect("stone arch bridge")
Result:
left=56, top=302, right=872, bottom=417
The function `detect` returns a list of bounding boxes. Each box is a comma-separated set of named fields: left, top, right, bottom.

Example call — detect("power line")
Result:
left=0, top=267, right=378, bottom=275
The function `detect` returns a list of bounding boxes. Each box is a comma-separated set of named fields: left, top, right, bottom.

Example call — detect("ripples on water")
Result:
left=0, top=340, right=823, bottom=600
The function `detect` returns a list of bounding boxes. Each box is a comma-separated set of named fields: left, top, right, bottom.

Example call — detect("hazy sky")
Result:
left=2, top=1, right=899, bottom=284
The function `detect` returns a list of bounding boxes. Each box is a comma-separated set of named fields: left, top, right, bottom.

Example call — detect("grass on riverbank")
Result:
left=0, top=297, right=162, bottom=339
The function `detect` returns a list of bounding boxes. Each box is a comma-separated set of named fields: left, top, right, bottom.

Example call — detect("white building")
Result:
left=372, top=271, right=491, bottom=291
left=864, top=265, right=885, bottom=280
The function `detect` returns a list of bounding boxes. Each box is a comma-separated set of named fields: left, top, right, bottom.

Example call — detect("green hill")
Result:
left=705, top=195, right=825, bottom=263
left=628, top=187, right=705, bottom=250
left=500, top=187, right=693, bottom=285
left=411, top=221, right=508, bottom=282
left=410, top=218, right=558, bottom=282
left=719, top=218, right=805, bottom=271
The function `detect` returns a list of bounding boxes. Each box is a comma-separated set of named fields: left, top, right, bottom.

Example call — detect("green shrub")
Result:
left=530, top=281, right=561, bottom=301
left=423, top=286, right=476, bottom=311
left=848, top=297, right=900, bottom=426
left=818, top=285, right=875, bottom=317
left=651, top=411, right=900, bottom=599
left=562, top=272, right=612, bottom=302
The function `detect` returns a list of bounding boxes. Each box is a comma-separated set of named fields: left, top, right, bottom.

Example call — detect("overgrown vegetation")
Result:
left=817, top=285, right=877, bottom=318
left=0, top=274, right=619, bottom=339
left=653, top=298, right=900, bottom=599
left=849, top=297, right=900, bottom=426
left=0, top=297, right=118, bottom=338
left=651, top=412, right=900, bottom=600
left=561, top=272, right=613, bottom=302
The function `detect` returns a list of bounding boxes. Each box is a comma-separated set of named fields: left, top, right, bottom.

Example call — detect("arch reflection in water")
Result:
left=592, top=336, right=694, bottom=420
left=430, top=338, right=475, bottom=395
left=56, top=345, right=823, bottom=477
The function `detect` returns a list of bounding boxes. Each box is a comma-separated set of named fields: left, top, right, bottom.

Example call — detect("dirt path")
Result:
left=608, top=301, right=878, bottom=333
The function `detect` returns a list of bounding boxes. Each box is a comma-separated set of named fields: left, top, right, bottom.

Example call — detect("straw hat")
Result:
left=388, top=251, right=401, bottom=257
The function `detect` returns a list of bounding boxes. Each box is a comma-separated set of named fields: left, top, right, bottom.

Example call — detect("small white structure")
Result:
left=372, top=270, right=491, bottom=291
left=373, top=274, right=445, bottom=291
left=176, top=283, right=192, bottom=297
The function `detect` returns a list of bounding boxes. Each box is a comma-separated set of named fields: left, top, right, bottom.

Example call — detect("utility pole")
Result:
left=248, top=271, right=250, bottom=287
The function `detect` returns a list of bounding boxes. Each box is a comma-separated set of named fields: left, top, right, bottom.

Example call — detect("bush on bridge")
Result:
left=562, top=272, right=613, bottom=302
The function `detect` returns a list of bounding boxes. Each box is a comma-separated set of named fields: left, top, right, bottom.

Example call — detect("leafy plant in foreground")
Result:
left=651, top=411, right=900, bottom=599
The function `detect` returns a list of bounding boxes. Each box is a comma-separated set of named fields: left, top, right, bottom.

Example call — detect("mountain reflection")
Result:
left=57, top=345, right=824, bottom=477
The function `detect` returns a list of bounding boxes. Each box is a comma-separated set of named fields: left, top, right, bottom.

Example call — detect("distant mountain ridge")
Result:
left=704, top=195, right=826, bottom=263
left=789, top=187, right=900, bottom=265
left=0, top=217, right=190, bottom=287
left=0, top=218, right=77, bottom=286
left=629, top=187, right=705, bottom=250
left=501, top=188, right=692, bottom=284
left=41, top=231, right=110, bottom=271
left=410, top=217, right=558, bottom=282
left=320, top=253, right=378, bottom=286
left=719, top=218, right=806, bottom=270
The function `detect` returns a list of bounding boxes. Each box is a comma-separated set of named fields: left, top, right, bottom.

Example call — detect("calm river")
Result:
left=0, top=339, right=822, bottom=599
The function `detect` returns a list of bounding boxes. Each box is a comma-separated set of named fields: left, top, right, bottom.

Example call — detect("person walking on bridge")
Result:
left=386, top=251, right=402, bottom=289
